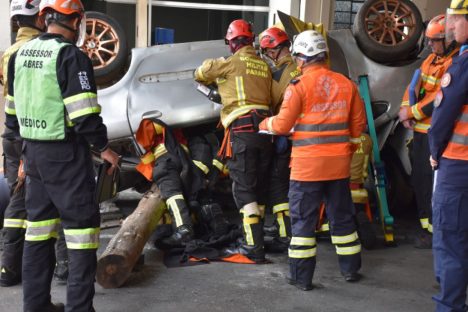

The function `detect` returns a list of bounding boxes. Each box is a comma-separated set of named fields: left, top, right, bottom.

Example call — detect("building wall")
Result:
left=0, top=1, right=11, bottom=52
left=302, top=0, right=452, bottom=29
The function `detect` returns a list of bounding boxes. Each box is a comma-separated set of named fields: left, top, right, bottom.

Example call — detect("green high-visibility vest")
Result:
left=14, top=38, right=71, bottom=140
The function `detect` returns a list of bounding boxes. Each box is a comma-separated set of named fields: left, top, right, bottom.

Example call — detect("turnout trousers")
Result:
left=22, top=139, right=100, bottom=312
left=1, top=138, right=26, bottom=283
left=432, top=181, right=468, bottom=312
left=411, top=132, right=433, bottom=232
left=268, top=143, right=291, bottom=238
left=152, top=153, right=192, bottom=228
left=227, top=131, right=272, bottom=212
left=288, top=178, right=361, bottom=287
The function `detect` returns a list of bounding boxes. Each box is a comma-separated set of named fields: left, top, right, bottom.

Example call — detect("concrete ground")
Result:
left=1, top=189, right=439, bottom=312
left=0, top=91, right=441, bottom=312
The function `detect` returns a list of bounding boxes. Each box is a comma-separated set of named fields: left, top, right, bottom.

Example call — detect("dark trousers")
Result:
left=152, top=153, right=192, bottom=226
left=288, top=179, right=361, bottom=286
left=432, top=182, right=468, bottom=312
left=1, top=138, right=25, bottom=276
left=268, top=144, right=291, bottom=208
left=23, top=140, right=99, bottom=312
left=227, top=131, right=272, bottom=209
left=411, top=132, right=433, bottom=230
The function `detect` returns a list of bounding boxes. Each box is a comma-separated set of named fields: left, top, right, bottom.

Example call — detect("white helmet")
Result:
left=291, top=30, right=328, bottom=58
left=10, top=0, right=41, bottom=18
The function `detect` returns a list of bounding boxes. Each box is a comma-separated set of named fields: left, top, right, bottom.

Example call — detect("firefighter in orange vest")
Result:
left=195, top=19, right=272, bottom=262
left=260, top=30, right=366, bottom=289
left=428, top=1, right=468, bottom=310
left=399, top=14, right=460, bottom=249
left=259, top=27, right=300, bottom=251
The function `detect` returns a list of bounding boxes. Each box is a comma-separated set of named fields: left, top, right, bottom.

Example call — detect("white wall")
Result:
left=0, top=1, right=11, bottom=52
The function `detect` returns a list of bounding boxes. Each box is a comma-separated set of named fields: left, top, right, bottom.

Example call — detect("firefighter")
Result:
left=0, top=0, right=68, bottom=288
left=349, top=132, right=376, bottom=249
left=194, top=19, right=272, bottom=263
left=5, top=0, right=120, bottom=310
left=260, top=30, right=366, bottom=289
left=135, top=119, right=204, bottom=246
left=259, top=27, right=299, bottom=251
left=399, top=14, right=460, bottom=249
left=428, top=1, right=468, bottom=310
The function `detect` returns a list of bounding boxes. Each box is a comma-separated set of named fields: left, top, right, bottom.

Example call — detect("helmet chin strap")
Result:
left=443, top=39, right=457, bottom=56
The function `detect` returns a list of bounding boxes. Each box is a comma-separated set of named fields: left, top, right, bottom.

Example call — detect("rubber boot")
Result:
left=200, top=203, right=230, bottom=237
left=0, top=229, right=24, bottom=287
left=265, top=211, right=291, bottom=252
left=222, top=215, right=265, bottom=263
left=356, top=211, right=377, bottom=250
left=288, top=257, right=315, bottom=291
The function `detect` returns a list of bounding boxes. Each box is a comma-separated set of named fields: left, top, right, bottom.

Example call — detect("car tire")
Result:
left=81, top=11, right=128, bottom=85
left=352, top=0, right=423, bottom=63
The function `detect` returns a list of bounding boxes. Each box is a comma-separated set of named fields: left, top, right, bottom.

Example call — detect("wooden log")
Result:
left=96, top=183, right=166, bottom=288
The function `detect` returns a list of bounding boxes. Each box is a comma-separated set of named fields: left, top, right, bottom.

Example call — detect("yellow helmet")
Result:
left=448, top=0, right=468, bottom=14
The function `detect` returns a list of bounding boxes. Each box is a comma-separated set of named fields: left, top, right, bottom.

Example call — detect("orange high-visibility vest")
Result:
left=291, top=66, right=364, bottom=159
left=443, top=104, right=468, bottom=161
left=400, top=48, right=459, bottom=133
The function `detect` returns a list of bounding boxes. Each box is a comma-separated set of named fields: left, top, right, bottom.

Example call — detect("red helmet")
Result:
left=425, top=14, right=446, bottom=39
left=259, top=27, right=290, bottom=49
left=225, top=19, right=254, bottom=41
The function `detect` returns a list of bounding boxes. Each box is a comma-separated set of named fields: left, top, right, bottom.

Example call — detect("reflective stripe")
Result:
left=153, top=144, right=168, bottom=159
left=193, top=160, right=210, bottom=175
left=141, top=152, right=155, bottom=165
left=64, top=92, right=101, bottom=120
left=459, top=113, right=468, bottom=123
left=401, top=100, right=409, bottom=106
left=420, top=218, right=429, bottom=229
left=288, top=247, right=317, bottom=258
left=318, top=222, right=329, bottom=232
left=421, top=73, right=440, bottom=86
left=235, top=76, right=246, bottom=106
left=222, top=104, right=270, bottom=128
left=273, top=203, right=289, bottom=214
left=290, top=237, right=316, bottom=246
left=414, top=122, right=430, bottom=132
left=243, top=220, right=255, bottom=245
left=428, top=223, right=433, bottom=233
left=411, top=105, right=424, bottom=120
left=350, top=137, right=361, bottom=144
left=212, top=159, right=224, bottom=171
left=3, top=218, right=27, bottom=229
left=292, top=135, right=350, bottom=146
left=5, top=96, right=16, bottom=115
left=243, top=216, right=260, bottom=225
left=64, top=227, right=100, bottom=249
left=295, top=122, right=348, bottom=132
left=335, top=244, right=361, bottom=255
left=166, top=194, right=185, bottom=227
left=25, top=218, right=61, bottom=241
left=331, top=231, right=359, bottom=244
left=276, top=212, right=287, bottom=238
left=450, top=133, right=468, bottom=146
